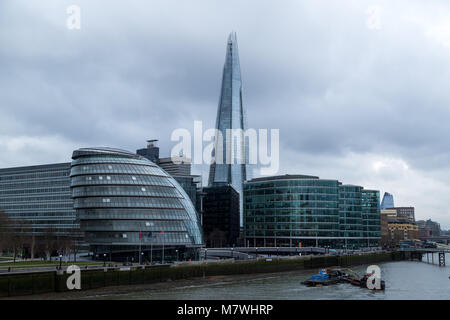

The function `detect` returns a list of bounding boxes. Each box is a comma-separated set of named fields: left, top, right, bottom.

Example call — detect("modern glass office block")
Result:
left=243, top=175, right=341, bottom=248
left=0, top=163, right=79, bottom=237
left=380, top=192, right=394, bottom=210
left=70, top=147, right=203, bottom=261
left=243, top=175, right=381, bottom=249
left=362, top=189, right=381, bottom=247
left=338, top=185, right=364, bottom=248
left=208, top=32, right=247, bottom=226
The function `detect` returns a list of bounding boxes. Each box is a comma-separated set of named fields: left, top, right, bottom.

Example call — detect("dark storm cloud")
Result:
left=0, top=0, right=450, bottom=226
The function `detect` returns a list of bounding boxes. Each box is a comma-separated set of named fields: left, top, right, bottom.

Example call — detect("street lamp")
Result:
left=176, top=249, right=179, bottom=262
left=103, top=253, right=106, bottom=267
left=59, top=254, right=63, bottom=270
left=204, top=249, right=208, bottom=261
left=141, top=252, right=144, bottom=265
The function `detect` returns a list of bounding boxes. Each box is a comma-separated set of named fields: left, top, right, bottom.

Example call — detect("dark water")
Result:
left=85, top=253, right=450, bottom=300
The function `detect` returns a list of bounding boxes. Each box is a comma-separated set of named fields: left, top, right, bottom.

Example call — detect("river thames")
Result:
left=68, top=253, right=449, bottom=300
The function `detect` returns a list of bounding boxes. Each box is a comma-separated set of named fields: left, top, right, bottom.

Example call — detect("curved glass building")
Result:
left=70, top=147, right=203, bottom=262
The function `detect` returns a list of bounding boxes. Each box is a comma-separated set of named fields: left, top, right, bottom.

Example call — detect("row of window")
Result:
left=245, top=187, right=339, bottom=196
left=0, top=170, right=69, bottom=181
left=0, top=187, right=70, bottom=196
left=0, top=180, right=70, bottom=189
left=245, top=194, right=339, bottom=202
left=0, top=203, right=73, bottom=210
left=74, top=197, right=184, bottom=209
left=70, top=174, right=173, bottom=187
left=246, top=202, right=339, bottom=209
left=72, top=185, right=181, bottom=199
left=71, top=164, right=166, bottom=177
left=0, top=195, right=72, bottom=203
left=71, top=156, right=158, bottom=167
left=245, top=180, right=338, bottom=189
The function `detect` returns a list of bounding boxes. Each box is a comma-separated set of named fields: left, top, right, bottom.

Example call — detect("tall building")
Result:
left=70, top=147, right=203, bottom=261
left=380, top=192, right=394, bottom=209
left=202, top=185, right=240, bottom=248
left=0, top=163, right=78, bottom=237
left=208, top=32, right=247, bottom=226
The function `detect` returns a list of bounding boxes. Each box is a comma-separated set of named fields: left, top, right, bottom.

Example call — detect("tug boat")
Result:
left=302, top=267, right=385, bottom=290
left=301, top=268, right=342, bottom=287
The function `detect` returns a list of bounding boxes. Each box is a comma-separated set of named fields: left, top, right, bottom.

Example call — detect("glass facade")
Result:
left=202, top=185, right=240, bottom=248
left=0, top=163, right=78, bottom=236
left=70, top=147, right=203, bottom=261
left=208, top=32, right=247, bottom=226
left=380, top=192, right=394, bottom=209
left=244, top=175, right=340, bottom=247
left=244, top=175, right=381, bottom=248
left=362, top=190, right=381, bottom=247
left=338, top=185, right=364, bottom=248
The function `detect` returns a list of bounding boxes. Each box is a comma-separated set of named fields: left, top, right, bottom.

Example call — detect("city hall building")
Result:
left=243, top=175, right=381, bottom=249
left=70, top=147, right=204, bottom=261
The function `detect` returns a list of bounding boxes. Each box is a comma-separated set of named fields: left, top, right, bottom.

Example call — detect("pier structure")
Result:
left=399, top=247, right=449, bottom=267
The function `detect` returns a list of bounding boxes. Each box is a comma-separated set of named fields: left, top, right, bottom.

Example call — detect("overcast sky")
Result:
left=1, top=0, right=450, bottom=228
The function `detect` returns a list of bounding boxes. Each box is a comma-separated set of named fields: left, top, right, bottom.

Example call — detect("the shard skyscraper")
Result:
left=208, top=32, right=247, bottom=226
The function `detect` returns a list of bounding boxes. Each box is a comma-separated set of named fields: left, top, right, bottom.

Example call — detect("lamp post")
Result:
left=176, top=249, right=179, bottom=262
left=59, top=254, right=62, bottom=270
left=204, top=249, right=207, bottom=261
left=141, top=252, right=144, bottom=265
left=103, top=253, right=106, bottom=267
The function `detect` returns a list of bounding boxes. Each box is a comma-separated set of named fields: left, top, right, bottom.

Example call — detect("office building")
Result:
left=417, top=219, right=441, bottom=238
left=380, top=192, right=394, bottom=209
left=70, top=147, right=203, bottom=261
left=201, top=185, right=240, bottom=248
left=243, top=175, right=381, bottom=248
left=208, top=32, right=248, bottom=226
left=244, top=175, right=340, bottom=248
left=136, top=139, right=160, bottom=163
left=393, top=207, right=415, bottom=223
left=158, top=157, right=191, bottom=177
left=362, top=189, right=382, bottom=247
left=338, top=185, right=364, bottom=248
left=0, top=163, right=78, bottom=236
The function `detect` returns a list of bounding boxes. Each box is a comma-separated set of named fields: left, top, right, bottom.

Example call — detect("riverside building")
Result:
left=70, top=147, right=203, bottom=261
left=0, top=163, right=78, bottom=237
left=243, top=175, right=381, bottom=249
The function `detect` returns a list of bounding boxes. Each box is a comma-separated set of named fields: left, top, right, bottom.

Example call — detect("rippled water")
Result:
left=85, top=253, right=450, bottom=300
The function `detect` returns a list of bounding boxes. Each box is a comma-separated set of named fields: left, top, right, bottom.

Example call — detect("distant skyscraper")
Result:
left=380, top=192, right=394, bottom=209
left=208, top=32, right=247, bottom=226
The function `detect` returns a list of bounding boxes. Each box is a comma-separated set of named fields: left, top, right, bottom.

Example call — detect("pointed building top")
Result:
left=228, top=31, right=237, bottom=42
